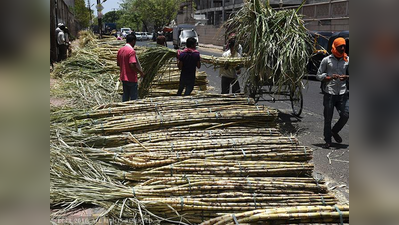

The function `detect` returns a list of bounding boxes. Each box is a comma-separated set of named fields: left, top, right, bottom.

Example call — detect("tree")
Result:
left=117, top=0, right=141, bottom=31
left=74, top=0, right=91, bottom=28
left=103, top=10, right=121, bottom=24
left=132, top=0, right=183, bottom=31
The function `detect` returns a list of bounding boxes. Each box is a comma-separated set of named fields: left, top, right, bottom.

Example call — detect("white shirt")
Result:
left=57, top=30, right=65, bottom=45
left=317, top=54, right=349, bottom=95
left=219, top=50, right=242, bottom=78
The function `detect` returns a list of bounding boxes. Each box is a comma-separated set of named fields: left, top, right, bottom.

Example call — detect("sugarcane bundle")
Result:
left=80, top=106, right=277, bottom=135
left=89, top=94, right=255, bottom=115
left=50, top=95, right=260, bottom=124
left=134, top=176, right=328, bottom=197
left=55, top=95, right=261, bottom=123
left=77, top=30, right=96, bottom=48
left=127, top=159, right=313, bottom=181
left=137, top=47, right=249, bottom=98
left=223, top=0, right=312, bottom=95
left=147, top=87, right=207, bottom=97
left=52, top=48, right=119, bottom=78
left=51, top=127, right=283, bottom=148
left=50, top=149, right=187, bottom=224
left=200, top=205, right=349, bottom=225
left=137, top=47, right=178, bottom=98
left=50, top=145, right=328, bottom=222
left=152, top=71, right=208, bottom=89
left=201, top=54, right=248, bottom=68
left=69, top=142, right=311, bottom=171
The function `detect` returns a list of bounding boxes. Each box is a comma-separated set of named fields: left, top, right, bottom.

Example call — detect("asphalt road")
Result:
left=137, top=40, right=350, bottom=203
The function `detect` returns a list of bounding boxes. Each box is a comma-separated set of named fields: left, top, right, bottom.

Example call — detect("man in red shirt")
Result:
left=117, top=34, right=144, bottom=101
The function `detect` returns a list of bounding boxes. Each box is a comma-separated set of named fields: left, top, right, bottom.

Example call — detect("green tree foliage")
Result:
left=103, top=10, right=121, bottom=24
left=73, top=0, right=91, bottom=28
left=132, top=0, right=183, bottom=31
left=117, top=0, right=141, bottom=31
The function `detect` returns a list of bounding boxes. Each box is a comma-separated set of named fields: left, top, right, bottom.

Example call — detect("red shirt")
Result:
left=117, top=44, right=138, bottom=82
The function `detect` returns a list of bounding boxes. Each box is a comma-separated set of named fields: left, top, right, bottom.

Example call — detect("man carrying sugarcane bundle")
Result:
left=317, top=37, right=349, bottom=148
left=177, top=37, right=201, bottom=96
left=220, top=38, right=242, bottom=94
left=224, top=32, right=243, bottom=56
left=117, top=34, right=145, bottom=101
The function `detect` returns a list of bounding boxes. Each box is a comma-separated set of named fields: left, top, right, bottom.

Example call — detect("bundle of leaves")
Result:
left=224, top=0, right=312, bottom=94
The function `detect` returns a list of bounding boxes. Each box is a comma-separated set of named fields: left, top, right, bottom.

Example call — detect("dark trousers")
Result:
left=221, top=76, right=240, bottom=94
left=177, top=79, right=195, bottom=96
left=122, top=81, right=138, bottom=101
left=323, top=93, right=349, bottom=144
left=57, top=44, right=67, bottom=62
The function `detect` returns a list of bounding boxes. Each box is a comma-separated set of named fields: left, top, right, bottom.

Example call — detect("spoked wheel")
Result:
left=252, top=86, right=262, bottom=103
left=289, top=85, right=303, bottom=117
left=245, top=80, right=262, bottom=103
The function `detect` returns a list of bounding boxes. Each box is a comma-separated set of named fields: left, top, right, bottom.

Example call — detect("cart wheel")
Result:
left=245, top=83, right=261, bottom=103
left=290, top=86, right=303, bottom=117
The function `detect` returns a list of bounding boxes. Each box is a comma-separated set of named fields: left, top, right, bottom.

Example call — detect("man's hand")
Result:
left=332, top=74, right=340, bottom=79
left=339, top=75, right=349, bottom=81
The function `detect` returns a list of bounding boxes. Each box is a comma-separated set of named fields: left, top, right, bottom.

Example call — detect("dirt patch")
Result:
left=50, top=77, right=69, bottom=107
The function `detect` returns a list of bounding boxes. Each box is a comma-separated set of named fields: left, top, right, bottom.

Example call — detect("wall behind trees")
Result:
left=196, top=25, right=225, bottom=46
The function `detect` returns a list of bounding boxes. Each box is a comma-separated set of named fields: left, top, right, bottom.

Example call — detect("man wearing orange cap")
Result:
left=317, top=37, right=349, bottom=148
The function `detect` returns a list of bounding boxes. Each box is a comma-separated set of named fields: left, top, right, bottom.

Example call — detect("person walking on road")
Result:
left=156, top=31, right=167, bottom=47
left=317, top=37, right=349, bottom=148
left=117, top=34, right=144, bottom=101
left=177, top=37, right=201, bottom=96
left=220, top=39, right=242, bottom=94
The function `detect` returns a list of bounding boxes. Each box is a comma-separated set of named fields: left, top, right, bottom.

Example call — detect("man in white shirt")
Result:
left=317, top=37, right=349, bottom=148
left=57, top=24, right=67, bottom=61
left=220, top=39, right=242, bottom=94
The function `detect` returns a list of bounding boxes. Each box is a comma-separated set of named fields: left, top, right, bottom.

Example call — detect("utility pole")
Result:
left=88, top=0, right=92, bottom=29
left=96, top=0, right=103, bottom=38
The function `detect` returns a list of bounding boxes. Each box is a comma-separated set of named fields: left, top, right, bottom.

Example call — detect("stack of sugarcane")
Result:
left=53, top=127, right=282, bottom=148
left=148, top=61, right=209, bottom=95
left=51, top=31, right=122, bottom=109
left=50, top=143, right=347, bottom=224
left=224, top=0, right=312, bottom=95
left=137, top=47, right=247, bottom=98
left=50, top=94, right=257, bottom=122
left=51, top=93, right=349, bottom=223
left=66, top=136, right=312, bottom=172
left=200, top=205, right=349, bottom=224
left=71, top=103, right=277, bottom=134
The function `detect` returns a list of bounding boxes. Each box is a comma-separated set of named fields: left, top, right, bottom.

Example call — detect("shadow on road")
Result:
left=313, top=143, right=349, bottom=149
left=276, top=110, right=307, bottom=137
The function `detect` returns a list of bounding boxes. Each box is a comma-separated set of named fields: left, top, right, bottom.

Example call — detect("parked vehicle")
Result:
left=307, top=31, right=334, bottom=75
left=104, top=23, right=117, bottom=35
left=145, top=32, right=153, bottom=40
left=135, top=32, right=145, bottom=41
left=120, top=28, right=132, bottom=38
left=173, top=24, right=199, bottom=49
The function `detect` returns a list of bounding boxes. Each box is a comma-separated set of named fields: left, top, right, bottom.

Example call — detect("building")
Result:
left=63, top=0, right=75, bottom=8
left=195, top=0, right=303, bottom=26
left=176, top=0, right=349, bottom=46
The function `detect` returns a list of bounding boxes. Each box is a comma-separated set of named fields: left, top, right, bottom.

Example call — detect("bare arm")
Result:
left=178, top=60, right=183, bottom=70
left=196, top=60, right=201, bottom=69
left=130, top=63, right=144, bottom=77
